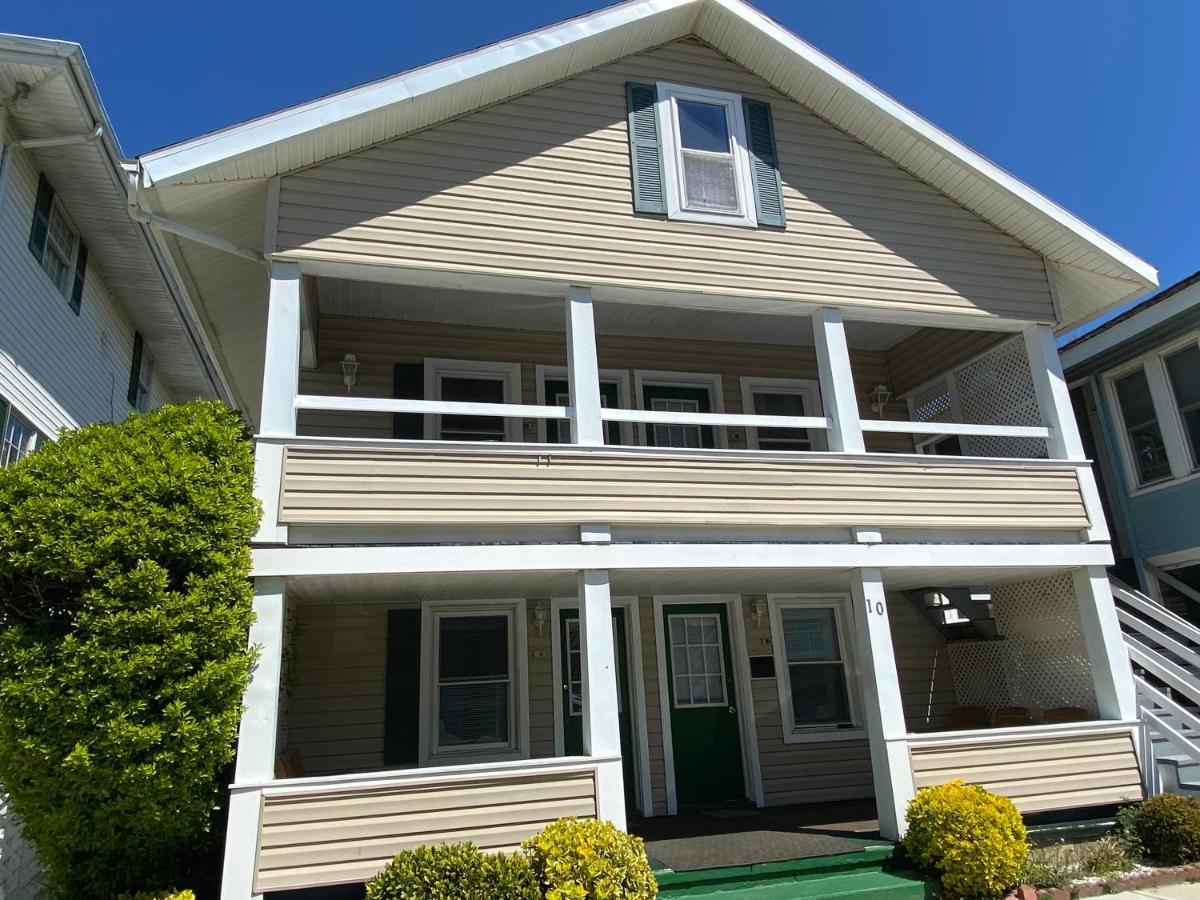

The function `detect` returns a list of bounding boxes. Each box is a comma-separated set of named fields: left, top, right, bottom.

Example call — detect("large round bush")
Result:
left=1129, top=794, right=1200, bottom=865
left=522, top=817, right=657, bottom=899
left=902, top=780, right=1028, bottom=897
left=0, top=401, right=259, bottom=898
left=366, top=843, right=539, bottom=899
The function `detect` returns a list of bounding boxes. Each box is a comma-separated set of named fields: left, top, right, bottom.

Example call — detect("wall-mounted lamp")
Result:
left=869, top=383, right=892, bottom=416
left=749, top=597, right=767, bottom=628
left=531, top=602, right=549, bottom=637
left=340, top=353, right=360, bottom=394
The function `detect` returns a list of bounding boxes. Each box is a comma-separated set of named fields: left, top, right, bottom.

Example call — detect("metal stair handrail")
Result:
left=1112, top=579, right=1200, bottom=647
left=1144, top=708, right=1200, bottom=766
left=1145, top=561, right=1200, bottom=614
left=1117, top=608, right=1200, bottom=672
left=1136, top=678, right=1200, bottom=737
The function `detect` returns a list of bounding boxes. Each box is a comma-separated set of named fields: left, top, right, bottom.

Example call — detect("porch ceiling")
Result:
left=312, top=277, right=918, bottom=351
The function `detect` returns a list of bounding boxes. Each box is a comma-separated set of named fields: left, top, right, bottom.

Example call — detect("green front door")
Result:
left=560, top=607, right=636, bottom=800
left=661, top=603, right=745, bottom=805
left=545, top=379, right=623, bottom=445
left=641, top=384, right=715, bottom=448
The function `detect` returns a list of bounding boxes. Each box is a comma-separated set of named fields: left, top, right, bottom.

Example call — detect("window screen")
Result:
left=436, top=615, right=511, bottom=749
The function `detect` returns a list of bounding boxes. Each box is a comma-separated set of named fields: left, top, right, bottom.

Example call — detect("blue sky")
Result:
left=7, top=1, right=1198, bottom=318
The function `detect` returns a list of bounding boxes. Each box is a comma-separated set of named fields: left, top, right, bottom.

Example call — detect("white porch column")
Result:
left=813, top=307, right=864, bottom=453
left=221, top=576, right=287, bottom=900
left=566, top=285, right=604, bottom=446
left=850, top=568, right=915, bottom=840
left=1073, top=566, right=1139, bottom=721
left=578, top=569, right=626, bottom=828
left=254, top=262, right=302, bottom=544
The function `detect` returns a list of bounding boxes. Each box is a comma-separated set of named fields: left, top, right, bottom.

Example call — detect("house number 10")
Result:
left=867, top=600, right=885, bottom=616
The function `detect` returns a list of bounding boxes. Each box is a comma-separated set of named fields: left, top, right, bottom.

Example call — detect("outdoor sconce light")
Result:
left=531, top=602, right=549, bottom=637
left=340, top=353, right=360, bottom=393
left=749, top=597, right=767, bottom=627
left=869, top=383, right=892, bottom=416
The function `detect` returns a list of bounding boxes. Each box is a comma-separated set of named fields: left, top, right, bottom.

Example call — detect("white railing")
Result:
left=1146, top=561, right=1200, bottom=616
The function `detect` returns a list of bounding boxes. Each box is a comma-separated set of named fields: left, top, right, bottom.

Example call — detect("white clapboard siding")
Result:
left=909, top=729, right=1144, bottom=814
left=254, top=769, right=597, bottom=892
left=277, top=39, right=1054, bottom=324
left=278, top=447, right=1091, bottom=530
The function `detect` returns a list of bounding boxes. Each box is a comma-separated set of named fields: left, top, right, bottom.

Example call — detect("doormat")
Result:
left=644, top=823, right=864, bottom=872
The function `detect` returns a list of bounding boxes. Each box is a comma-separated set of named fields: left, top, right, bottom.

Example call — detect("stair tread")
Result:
left=659, top=869, right=929, bottom=899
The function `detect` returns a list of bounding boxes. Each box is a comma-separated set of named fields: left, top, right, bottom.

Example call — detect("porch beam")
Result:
left=566, top=286, right=605, bottom=446
left=578, top=569, right=627, bottom=827
left=1073, top=566, right=1139, bottom=721
left=850, top=568, right=915, bottom=840
left=813, top=308, right=865, bottom=453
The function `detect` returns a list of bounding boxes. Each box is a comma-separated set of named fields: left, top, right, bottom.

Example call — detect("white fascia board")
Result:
left=138, top=0, right=693, bottom=186
left=1061, top=281, right=1200, bottom=371
left=705, top=0, right=1157, bottom=289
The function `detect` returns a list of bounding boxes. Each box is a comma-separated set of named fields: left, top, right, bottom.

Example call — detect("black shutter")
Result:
left=127, top=332, right=143, bottom=407
left=392, top=362, right=424, bottom=439
left=28, top=174, right=54, bottom=260
left=742, top=98, right=786, bottom=228
left=625, top=82, right=667, bottom=214
left=383, top=609, right=422, bottom=766
left=69, top=241, right=88, bottom=315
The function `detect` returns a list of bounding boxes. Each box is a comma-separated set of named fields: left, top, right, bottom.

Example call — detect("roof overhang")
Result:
left=138, top=0, right=1157, bottom=333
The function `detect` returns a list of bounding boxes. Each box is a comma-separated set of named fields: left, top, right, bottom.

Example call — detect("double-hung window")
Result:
left=28, top=174, right=88, bottom=313
left=656, top=84, right=757, bottom=227
left=740, top=377, right=823, bottom=451
left=433, top=611, right=515, bottom=756
left=0, top=399, right=41, bottom=467
left=424, top=359, right=522, bottom=442
left=771, top=597, right=857, bottom=739
left=128, top=332, right=155, bottom=412
left=1113, top=368, right=1171, bottom=485
left=1165, top=344, right=1200, bottom=469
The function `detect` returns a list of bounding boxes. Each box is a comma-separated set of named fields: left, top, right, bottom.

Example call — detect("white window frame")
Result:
left=0, top=404, right=41, bottom=467
left=1103, top=332, right=1200, bottom=496
left=534, top=364, right=633, bottom=445
left=419, top=599, right=529, bottom=765
left=134, top=349, right=156, bottom=413
left=739, top=376, right=825, bottom=451
left=768, top=594, right=864, bottom=744
left=655, top=82, right=758, bottom=228
left=633, top=369, right=726, bottom=448
left=423, top=358, right=523, bottom=442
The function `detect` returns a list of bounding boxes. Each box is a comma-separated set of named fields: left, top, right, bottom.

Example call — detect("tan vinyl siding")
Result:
left=889, top=595, right=958, bottom=732
left=885, top=328, right=1009, bottom=398
left=298, top=314, right=909, bottom=453
left=277, top=39, right=1054, bottom=324
left=909, top=728, right=1144, bottom=814
left=528, top=602, right=556, bottom=758
left=255, top=768, right=597, bottom=892
left=279, top=446, right=1091, bottom=530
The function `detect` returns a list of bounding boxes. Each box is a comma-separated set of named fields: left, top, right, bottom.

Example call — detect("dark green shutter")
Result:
left=69, top=241, right=87, bottom=315
left=127, top=332, right=143, bottom=407
left=625, top=82, right=666, bottom=215
left=384, top=609, right=422, bottom=765
left=392, top=363, right=424, bottom=439
left=742, top=98, right=786, bottom=228
left=28, top=174, right=54, bottom=260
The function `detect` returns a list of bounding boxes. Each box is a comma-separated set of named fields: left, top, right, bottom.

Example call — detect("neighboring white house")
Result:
left=0, top=32, right=230, bottom=900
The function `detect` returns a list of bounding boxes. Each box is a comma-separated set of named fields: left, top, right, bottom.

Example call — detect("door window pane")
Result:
left=753, top=391, right=812, bottom=450
left=1166, top=345, right=1200, bottom=469
left=1114, top=368, right=1171, bottom=484
left=439, top=375, right=506, bottom=441
left=669, top=614, right=726, bottom=707
left=780, top=607, right=851, bottom=728
left=437, top=615, right=511, bottom=749
left=651, top=397, right=702, bottom=448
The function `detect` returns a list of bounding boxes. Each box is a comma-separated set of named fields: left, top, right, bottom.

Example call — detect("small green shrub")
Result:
left=118, top=892, right=196, bottom=900
left=522, top=817, right=657, bottom=900
left=902, top=780, right=1028, bottom=897
left=366, top=843, right=539, bottom=899
left=1127, top=794, right=1200, bottom=865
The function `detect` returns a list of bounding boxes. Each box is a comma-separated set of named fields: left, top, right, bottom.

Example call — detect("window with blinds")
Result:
left=434, top=613, right=513, bottom=752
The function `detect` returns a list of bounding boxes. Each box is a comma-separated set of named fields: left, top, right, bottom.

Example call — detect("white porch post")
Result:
left=566, top=285, right=604, bottom=446
left=850, top=568, right=915, bottom=840
left=1073, top=566, right=1139, bottom=721
left=221, top=576, right=287, bottom=900
left=1024, top=324, right=1110, bottom=542
left=813, top=307, right=864, bottom=454
left=578, top=569, right=626, bottom=828
left=254, top=262, right=302, bottom=544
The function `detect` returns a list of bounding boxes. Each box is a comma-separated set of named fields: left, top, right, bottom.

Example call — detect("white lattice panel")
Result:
left=946, top=640, right=1012, bottom=713
left=0, top=793, right=44, bottom=900
left=909, top=377, right=954, bottom=425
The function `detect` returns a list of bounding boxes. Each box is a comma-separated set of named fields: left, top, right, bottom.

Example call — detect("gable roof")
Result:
left=137, top=0, right=1156, bottom=330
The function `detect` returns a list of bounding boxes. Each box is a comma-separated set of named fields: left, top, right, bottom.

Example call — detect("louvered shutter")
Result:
left=69, top=241, right=88, bottom=314
left=127, top=332, right=143, bottom=407
left=742, top=98, right=786, bottom=228
left=625, top=82, right=666, bottom=214
left=28, top=174, right=54, bottom=259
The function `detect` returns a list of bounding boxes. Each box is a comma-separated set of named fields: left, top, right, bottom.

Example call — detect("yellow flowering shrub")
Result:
left=117, top=892, right=195, bottom=900
left=522, top=818, right=657, bottom=899
left=902, top=780, right=1028, bottom=897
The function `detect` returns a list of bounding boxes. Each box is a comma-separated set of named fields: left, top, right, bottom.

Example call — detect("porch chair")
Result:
left=274, top=748, right=305, bottom=779
left=992, top=706, right=1033, bottom=727
left=948, top=705, right=989, bottom=730
left=1041, top=706, right=1089, bottom=725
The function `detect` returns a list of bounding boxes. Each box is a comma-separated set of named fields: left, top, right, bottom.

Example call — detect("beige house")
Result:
left=133, top=2, right=1159, bottom=896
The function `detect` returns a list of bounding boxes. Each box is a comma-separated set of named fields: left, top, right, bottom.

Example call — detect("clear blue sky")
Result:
left=7, top=0, right=1198, bottom=311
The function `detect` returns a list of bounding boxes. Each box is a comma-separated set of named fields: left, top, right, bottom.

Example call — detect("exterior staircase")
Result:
left=1112, top=575, right=1200, bottom=796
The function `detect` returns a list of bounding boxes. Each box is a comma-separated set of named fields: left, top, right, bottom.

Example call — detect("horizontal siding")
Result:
left=909, top=729, right=1143, bottom=814
left=886, top=328, right=1008, bottom=399
left=255, top=769, right=597, bottom=892
left=278, top=39, right=1054, bottom=324
left=279, top=447, right=1091, bottom=529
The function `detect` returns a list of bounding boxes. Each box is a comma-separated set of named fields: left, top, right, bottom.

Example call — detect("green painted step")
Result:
left=660, top=869, right=933, bottom=899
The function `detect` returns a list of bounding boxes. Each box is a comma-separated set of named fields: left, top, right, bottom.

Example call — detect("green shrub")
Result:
left=0, top=402, right=259, bottom=898
left=1021, top=836, right=1134, bottom=888
left=522, top=817, right=657, bottom=899
left=902, top=780, right=1028, bottom=897
left=118, top=891, right=196, bottom=900
left=366, top=843, right=539, bottom=899
left=1126, top=794, right=1200, bottom=865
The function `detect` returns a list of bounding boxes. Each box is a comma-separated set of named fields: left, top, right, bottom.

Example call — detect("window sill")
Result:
left=665, top=208, right=758, bottom=229
left=427, top=746, right=526, bottom=765
left=781, top=726, right=865, bottom=745
left=1127, top=468, right=1200, bottom=500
